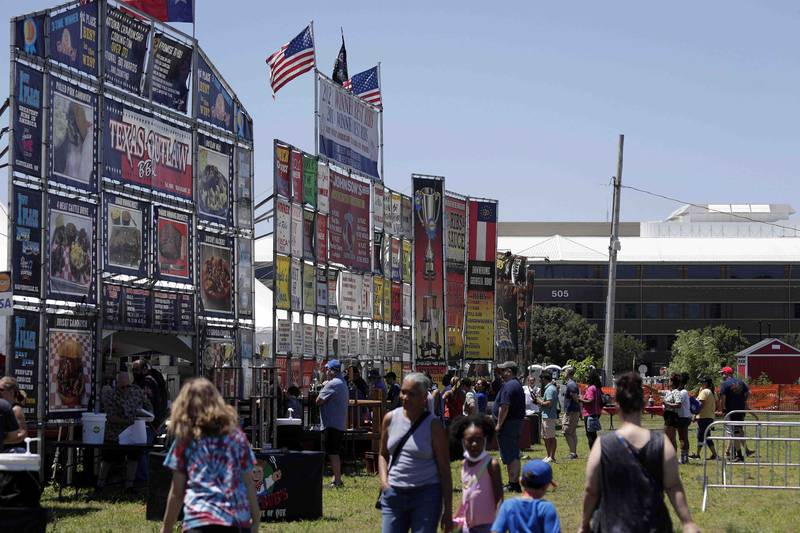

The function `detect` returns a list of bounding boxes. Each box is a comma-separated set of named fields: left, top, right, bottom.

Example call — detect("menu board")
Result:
left=102, top=283, right=152, bottom=329
left=104, top=98, right=193, bottom=197
left=104, top=6, right=149, bottom=94
left=197, top=134, right=232, bottom=225
left=48, top=2, right=98, bottom=76
left=13, top=63, right=44, bottom=177
left=149, top=33, right=192, bottom=113
left=12, top=186, right=42, bottom=297
left=198, top=231, right=234, bottom=315
left=195, top=54, right=233, bottom=131
left=9, top=311, right=39, bottom=418
left=48, top=195, right=96, bottom=302
left=154, top=206, right=192, bottom=283
left=104, top=193, right=148, bottom=277
left=152, top=290, right=194, bottom=332
left=49, top=77, right=97, bottom=191
left=47, top=315, right=94, bottom=418
left=238, top=239, right=253, bottom=317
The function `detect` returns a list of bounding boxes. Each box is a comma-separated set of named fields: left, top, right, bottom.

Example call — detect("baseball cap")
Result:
left=521, top=459, right=557, bottom=489
left=719, top=366, right=733, bottom=375
left=326, top=359, right=341, bottom=370
left=496, top=361, right=518, bottom=370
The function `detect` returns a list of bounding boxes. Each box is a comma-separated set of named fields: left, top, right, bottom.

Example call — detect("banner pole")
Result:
left=311, top=21, right=318, bottom=156
left=377, top=62, right=383, bottom=181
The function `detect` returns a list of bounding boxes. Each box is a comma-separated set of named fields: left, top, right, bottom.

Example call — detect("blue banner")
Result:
left=12, top=186, right=42, bottom=298
left=195, top=54, right=233, bottom=131
left=149, top=32, right=192, bottom=113
left=48, top=2, right=98, bottom=76
left=197, top=134, right=233, bottom=225
left=10, top=311, right=39, bottom=418
left=13, top=63, right=43, bottom=177
left=15, top=14, right=45, bottom=57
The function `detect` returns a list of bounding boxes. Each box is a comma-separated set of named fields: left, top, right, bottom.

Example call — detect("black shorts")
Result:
left=663, top=410, right=679, bottom=427
left=323, top=428, right=343, bottom=455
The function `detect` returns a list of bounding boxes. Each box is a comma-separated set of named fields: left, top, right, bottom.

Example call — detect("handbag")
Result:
left=375, top=410, right=431, bottom=510
left=587, top=415, right=602, bottom=433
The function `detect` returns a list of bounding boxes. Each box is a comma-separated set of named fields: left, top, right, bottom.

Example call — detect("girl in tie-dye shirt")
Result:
left=161, top=378, right=260, bottom=533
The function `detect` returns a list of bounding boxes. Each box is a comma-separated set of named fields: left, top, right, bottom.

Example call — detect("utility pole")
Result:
left=603, top=134, right=624, bottom=386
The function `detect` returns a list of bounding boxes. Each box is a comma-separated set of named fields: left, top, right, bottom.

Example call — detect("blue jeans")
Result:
left=135, top=425, right=155, bottom=483
left=381, top=483, right=442, bottom=533
left=497, top=418, right=522, bottom=465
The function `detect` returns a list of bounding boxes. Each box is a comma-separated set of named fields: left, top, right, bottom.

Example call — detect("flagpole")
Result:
left=311, top=21, right=319, bottom=156
left=378, top=61, right=384, bottom=181
left=192, top=0, right=196, bottom=40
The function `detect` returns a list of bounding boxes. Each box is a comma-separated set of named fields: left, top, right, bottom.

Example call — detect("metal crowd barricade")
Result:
left=701, top=410, right=800, bottom=511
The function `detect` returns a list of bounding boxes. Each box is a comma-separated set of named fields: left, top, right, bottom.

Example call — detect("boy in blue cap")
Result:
left=490, top=459, right=561, bottom=533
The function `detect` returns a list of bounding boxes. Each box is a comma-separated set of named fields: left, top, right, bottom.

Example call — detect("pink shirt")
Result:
left=459, top=455, right=497, bottom=528
left=582, top=385, right=602, bottom=417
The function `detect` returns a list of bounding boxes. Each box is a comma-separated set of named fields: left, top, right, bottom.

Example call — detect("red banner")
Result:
left=328, top=171, right=371, bottom=271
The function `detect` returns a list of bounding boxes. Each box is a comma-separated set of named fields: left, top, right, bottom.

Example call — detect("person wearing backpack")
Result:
left=689, top=376, right=718, bottom=460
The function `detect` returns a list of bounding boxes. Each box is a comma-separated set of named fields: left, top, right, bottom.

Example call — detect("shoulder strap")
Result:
left=388, top=411, right=430, bottom=471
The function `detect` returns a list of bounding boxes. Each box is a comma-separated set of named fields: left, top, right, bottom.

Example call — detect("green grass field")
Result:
left=43, top=415, right=800, bottom=533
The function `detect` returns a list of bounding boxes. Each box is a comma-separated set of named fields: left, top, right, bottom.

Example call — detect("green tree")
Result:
left=565, top=355, right=599, bottom=383
left=669, top=325, right=749, bottom=387
left=781, top=333, right=800, bottom=348
left=529, top=306, right=602, bottom=367
left=613, top=333, right=646, bottom=375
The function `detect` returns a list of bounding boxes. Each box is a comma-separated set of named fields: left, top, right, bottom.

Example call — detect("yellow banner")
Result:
left=464, top=289, right=494, bottom=359
left=275, top=255, right=290, bottom=310
left=373, top=276, right=384, bottom=321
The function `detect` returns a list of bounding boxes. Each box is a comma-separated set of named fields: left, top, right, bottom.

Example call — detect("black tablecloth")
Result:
left=255, top=450, right=323, bottom=522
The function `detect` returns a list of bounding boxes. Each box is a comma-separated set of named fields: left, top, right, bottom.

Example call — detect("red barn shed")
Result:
left=735, top=338, right=800, bottom=384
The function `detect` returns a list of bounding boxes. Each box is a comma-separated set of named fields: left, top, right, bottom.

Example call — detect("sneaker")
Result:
left=745, top=449, right=756, bottom=457
left=709, top=454, right=718, bottom=461
left=503, top=482, right=522, bottom=493
left=328, top=480, right=345, bottom=488
left=542, top=456, right=552, bottom=464
left=730, top=455, right=744, bottom=463
left=568, top=453, right=579, bottom=460
left=688, top=453, right=701, bottom=460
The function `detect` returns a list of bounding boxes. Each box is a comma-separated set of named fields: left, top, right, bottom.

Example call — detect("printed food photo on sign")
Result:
left=48, top=325, right=92, bottom=413
left=49, top=198, right=94, bottom=299
left=199, top=234, right=233, bottom=314
left=50, top=79, right=95, bottom=189
left=105, top=195, right=146, bottom=276
left=197, top=136, right=231, bottom=224
left=156, top=207, right=191, bottom=281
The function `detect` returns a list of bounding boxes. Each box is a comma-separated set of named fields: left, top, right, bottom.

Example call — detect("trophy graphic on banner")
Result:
left=419, top=294, right=441, bottom=357
left=414, top=187, right=441, bottom=279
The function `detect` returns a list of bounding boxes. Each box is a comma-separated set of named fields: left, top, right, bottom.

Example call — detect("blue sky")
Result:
left=2, top=1, right=799, bottom=222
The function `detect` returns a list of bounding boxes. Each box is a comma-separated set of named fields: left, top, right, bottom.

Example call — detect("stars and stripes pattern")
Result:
left=343, top=66, right=382, bottom=108
left=266, top=25, right=315, bottom=95
left=468, top=200, right=497, bottom=262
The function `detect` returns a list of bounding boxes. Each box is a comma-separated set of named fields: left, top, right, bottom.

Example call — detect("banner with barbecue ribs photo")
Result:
left=47, top=315, right=94, bottom=418
left=198, top=230, right=234, bottom=316
left=47, top=195, right=96, bottom=302
left=196, top=134, right=233, bottom=225
left=154, top=206, right=192, bottom=283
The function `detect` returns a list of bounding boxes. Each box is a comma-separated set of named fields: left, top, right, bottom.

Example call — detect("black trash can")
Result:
left=526, top=413, right=541, bottom=445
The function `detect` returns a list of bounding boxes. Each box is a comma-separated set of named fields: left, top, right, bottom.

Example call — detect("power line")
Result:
left=621, top=184, right=800, bottom=233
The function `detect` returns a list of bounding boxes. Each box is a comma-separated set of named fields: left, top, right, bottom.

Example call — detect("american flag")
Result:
left=266, top=26, right=315, bottom=95
left=468, top=200, right=497, bottom=262
left=343, top=66, right=382, bottom=108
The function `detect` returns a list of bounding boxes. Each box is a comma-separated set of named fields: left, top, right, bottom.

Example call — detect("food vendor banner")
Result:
left=274, top=143, right=291, bottom=198
left=391, top=283, right=402, bottom=326
left=290, top=204, right=303, bottom=258
left=13, top=63, right=44, bottom=177
left=275, top=198, right=291, bottom=255
left=327, top=270, right=339, bottom=316
left=235, top=105, right=253, bottom=141
left=102, top=283, right=152, bottom=329
left=361, top=273, right=373, bottom=319
left=302, top=210, right=315, bottom=261
left=104, top=193, right=148, bottom=277
left=201, top=327, right=235, bottom=377
left=381, top=234, right=391, bottom=279
left=327, top=325, right=337, bottom=356
left=290, top=150, right=303, bottom=204
left=154, top=206, right=192, bottom=283
left=302, top=264, right=315, bottom=312
left=316, top=214, right=328, bottom=263
left=446, top=195, right=467, bottom=273
left=152, top=290, right=194, bottom=332
left=317, top=161, right=330, bottom=214
left=104, top=6, right=149, bottom=94
left=302, top=154, right=317, bottom=208
left=373, top=232, right=384, bottom=276
left=148, top=33, right=192, bottom=112
left=316, top=267, right=328, bottom=315
left=291, top=322, right=302, bottom=354
left=47, top=315, right=94, bottom=418
left=198, top=231, right=233, bottom=316
left=197, top=134, right=232, bottom=224
left=49, top=77, right=97, bottom=191
left=373, top=276, right=384, bottom=322
left=276, top=319, right=291, bottom=353
left=391, top=238, right=401, bottom=282
left=48, top=2, right=98, bottom=76
left=402, top=283, right=412, bottom=327
left=104, top=98, right=193, bottom=197
left=12, top=186, right=42, bottom=297
left=464, top=199, right=497, bottom=360
left=495, top=279, right=517, bottom=353
left=447, top=270, right=466, bottom=362
left=328, top=171, right=371, bottom=271
left=48, top=195, right=96, bottom=302
left=338, top=272, right=361, bottom=317
left=390, top=192, right=402, bottom=236
left=275, top=256, right=290, bottom=310
left=445, top=194, right=467, bottom=361
left=236, top=148, right=253, bottom=228
left=195, top=53, right=233, bottom=131
left=10, top=311, right=39, bottom=418
left=239, top=329, right=254, bottom=361
left=290, top=259, right=301, bottom=310
left=303, top=324, right=315, bottom=356
left=383, top=278, right=391, bottom=324
left=15, top=14, right=46, bottom=58
left=317, top=74, right=380, bottom=180
left=401, top=240, right=412, bottom=283
left=373, top=183, right=384, bottom=231
left=238, top=239, right=253, bottom=317
left=401, top=195, right=413, bottom=239
left=413, top=175, right=446, bottom=360
left=316, top=326, right=327, bottom=356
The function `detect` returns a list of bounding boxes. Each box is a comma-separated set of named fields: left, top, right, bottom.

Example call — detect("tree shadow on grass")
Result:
left=47, top=505, right=103, bottom=521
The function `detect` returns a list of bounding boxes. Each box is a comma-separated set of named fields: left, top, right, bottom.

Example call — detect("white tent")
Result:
left=254, top=278, right=273, bottom=349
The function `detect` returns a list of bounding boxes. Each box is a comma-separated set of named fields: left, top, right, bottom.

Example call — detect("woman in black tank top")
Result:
left=578, top=373, right=700, bottom=533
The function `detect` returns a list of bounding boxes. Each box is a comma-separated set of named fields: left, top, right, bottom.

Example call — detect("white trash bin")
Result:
left=82, top=412, right=107, bottom=444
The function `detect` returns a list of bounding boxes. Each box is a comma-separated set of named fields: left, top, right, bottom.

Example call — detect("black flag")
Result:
left=332, top=34, right=348, bottom=86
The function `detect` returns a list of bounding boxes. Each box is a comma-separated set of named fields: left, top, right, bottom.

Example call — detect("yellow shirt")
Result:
left=697, top=388, right=716, bottom=419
